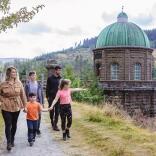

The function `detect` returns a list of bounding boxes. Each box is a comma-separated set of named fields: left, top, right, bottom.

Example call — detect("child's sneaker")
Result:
left=29, top=142, right=33, bottom=146
left=37, top=130, right=41, bottom=135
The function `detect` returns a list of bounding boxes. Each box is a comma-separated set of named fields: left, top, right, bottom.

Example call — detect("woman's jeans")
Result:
left=1, top=110, right=20, bottom=144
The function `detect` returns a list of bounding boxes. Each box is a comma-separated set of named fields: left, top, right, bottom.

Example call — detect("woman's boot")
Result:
left=11, top=137, right=14, bottom=147
left=63, top=132, right=66, bottom=141
left=66, top=129, right=71, bottom=138
left=7, top=143, right=12, bottom=151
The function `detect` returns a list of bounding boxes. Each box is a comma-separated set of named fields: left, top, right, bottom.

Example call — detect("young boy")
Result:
left=24, top=93, right=47, bottom=146
left=25, top=71, right=44, bottom=135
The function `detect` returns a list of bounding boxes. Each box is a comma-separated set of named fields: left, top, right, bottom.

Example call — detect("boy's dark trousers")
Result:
left=1, top=110, right=20, bottom=145
left=60, top=104, right=72, bottom=131
left=27, top=120, right=38, bottom=142
left=37, top=113, right=41, bottom=133
left=48, top=98, right=60, bottom=128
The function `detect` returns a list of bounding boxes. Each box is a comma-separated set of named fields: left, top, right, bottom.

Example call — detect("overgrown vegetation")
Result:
left=0, top=113, right=4, bottom=141
left=63, top=64, right=104, bottom=104
left=4, top=59, right=47, bottom=80
left=71, top=102, right=156, bottom=156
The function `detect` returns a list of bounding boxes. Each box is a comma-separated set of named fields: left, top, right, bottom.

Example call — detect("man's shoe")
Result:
left=66, top=129, right=71, bottom=138
left=63, top=133, right=66, bottom=141
left=7, top=144, right=12, bottom=151
left=53, top=126, right=60, bottom=131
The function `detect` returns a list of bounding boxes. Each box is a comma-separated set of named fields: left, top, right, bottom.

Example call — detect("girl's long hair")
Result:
left=59, top=79, right=71, bottom=90
left=5, top=66, right=19, bottom=81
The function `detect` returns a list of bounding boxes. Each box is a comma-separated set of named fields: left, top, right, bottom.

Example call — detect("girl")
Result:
left=49, top=79, right=86, bottom=141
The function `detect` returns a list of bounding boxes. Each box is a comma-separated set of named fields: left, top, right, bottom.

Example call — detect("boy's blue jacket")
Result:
left=25, top=81, right=44, bottom=105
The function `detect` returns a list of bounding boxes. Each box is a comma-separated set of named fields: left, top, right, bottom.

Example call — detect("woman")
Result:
left=0, top=66, right=27, bottom=151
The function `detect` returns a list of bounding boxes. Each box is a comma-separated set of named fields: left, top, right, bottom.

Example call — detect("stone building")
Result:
left=93, top=11, right=156, bottom=117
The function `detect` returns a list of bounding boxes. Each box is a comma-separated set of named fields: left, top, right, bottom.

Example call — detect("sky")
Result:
left=0, top=0, right=156, bottom=58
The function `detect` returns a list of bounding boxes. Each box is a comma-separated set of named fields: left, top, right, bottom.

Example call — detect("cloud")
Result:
left=0, top=39, right=21, bottom=45
left=17, top=22, right=52, bottom=35
left=18, top=22, right=83, bottom=37
left=54, top=26, right=83, bottom=36
left=132, top=14, right=154, bottom=26
left=101, top=12, right=116, bottom=23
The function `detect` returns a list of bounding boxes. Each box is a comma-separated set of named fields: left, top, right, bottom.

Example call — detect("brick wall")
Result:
left=93, top=47, right=153, bottom=81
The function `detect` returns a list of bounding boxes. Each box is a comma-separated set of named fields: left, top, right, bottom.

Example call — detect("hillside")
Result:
left=35, top=48, right=92, bottom=62
left=34, top=28, right=156, bottom=63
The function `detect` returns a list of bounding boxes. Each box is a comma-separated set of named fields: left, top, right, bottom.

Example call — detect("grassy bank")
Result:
left=47, top=102, right=156, bottom=156
left=71, top=103, right=156, bottom=156
left=0, top=113, right=3, bottom=141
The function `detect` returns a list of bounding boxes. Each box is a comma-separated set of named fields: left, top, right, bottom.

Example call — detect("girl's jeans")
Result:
left=60, top=104, right=72, bottom=131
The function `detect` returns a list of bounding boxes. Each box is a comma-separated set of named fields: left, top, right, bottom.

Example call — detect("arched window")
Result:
left=134, top=63, right=141, bottom=80
left=111, top=63, right=119, bottom=80
left=95, top=63, right=101, bottom=76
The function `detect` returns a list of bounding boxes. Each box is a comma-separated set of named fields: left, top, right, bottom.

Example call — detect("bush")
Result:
left=63, top=64, right=104, bottom=104
left=73, top=75, right=104, bottom=104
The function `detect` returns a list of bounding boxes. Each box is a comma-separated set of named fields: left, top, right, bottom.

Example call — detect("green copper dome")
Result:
left=117, top=12, right=128, bottom=19
left=96, top=12, right=150, bottom=48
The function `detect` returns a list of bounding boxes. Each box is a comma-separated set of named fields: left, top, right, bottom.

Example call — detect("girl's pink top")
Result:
left=56, top=88, right=72, bottom=104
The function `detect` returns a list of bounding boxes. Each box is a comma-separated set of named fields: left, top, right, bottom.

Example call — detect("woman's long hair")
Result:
left=5, top=66, right=19, bottom=81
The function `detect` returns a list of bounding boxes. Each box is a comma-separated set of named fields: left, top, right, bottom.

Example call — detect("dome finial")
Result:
left=117, top=7, right=128, bottom=22
left=122, top=5, right=124, bottom=12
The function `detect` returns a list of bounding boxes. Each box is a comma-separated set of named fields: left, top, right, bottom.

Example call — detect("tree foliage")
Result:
left=62, top=64, right=104, bottom=104
left=0, top=0, right=45, bottom=33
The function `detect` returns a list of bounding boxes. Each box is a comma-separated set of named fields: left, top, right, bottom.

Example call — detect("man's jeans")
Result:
left=48, top=98, right=60, bottom=128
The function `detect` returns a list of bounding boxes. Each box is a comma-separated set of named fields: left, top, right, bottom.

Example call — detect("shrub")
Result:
left=63, top=64, right=104, bottom=104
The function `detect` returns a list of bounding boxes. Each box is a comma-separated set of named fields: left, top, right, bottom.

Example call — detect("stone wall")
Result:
left=105, top=89, right=156, bottom=117
left=101, top=80, right=156, bottom=117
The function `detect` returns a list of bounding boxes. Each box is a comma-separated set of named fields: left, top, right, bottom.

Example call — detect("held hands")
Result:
left=48, top=106, right=54, bottom=111
left=23, top=108, right=27, bottom=113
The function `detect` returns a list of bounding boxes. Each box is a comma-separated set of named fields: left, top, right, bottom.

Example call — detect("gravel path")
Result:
left=0, top=112, right=65, bottom=156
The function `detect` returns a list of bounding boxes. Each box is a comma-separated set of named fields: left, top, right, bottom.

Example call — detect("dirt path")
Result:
left=0, top=112, right=65, bottom=156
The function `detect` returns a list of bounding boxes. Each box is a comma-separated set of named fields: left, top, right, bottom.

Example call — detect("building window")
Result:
left=111, top=63, right=119, bottom=80
left=95, top=63, right=101, bottom=76
left=134, top=63, right=141, bottom=80
left=94, top=51, right=102, bottom=59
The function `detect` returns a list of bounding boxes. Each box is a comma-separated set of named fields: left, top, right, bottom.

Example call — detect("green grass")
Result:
left=72, top=102, right=156, bottom=156
left=86, top=111, right=156, bottom=143
left=0, top=113, right=4, bottom=141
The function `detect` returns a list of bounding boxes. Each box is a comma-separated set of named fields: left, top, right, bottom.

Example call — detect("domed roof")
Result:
left=117, top=12, right=128, bottom=19
left=96, top=11, right=150, bottom=48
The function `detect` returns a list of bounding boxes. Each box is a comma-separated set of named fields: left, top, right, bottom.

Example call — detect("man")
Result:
left=25, top=71, right=44, bottom=135
left=46, top=66, right=62, bottom=131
